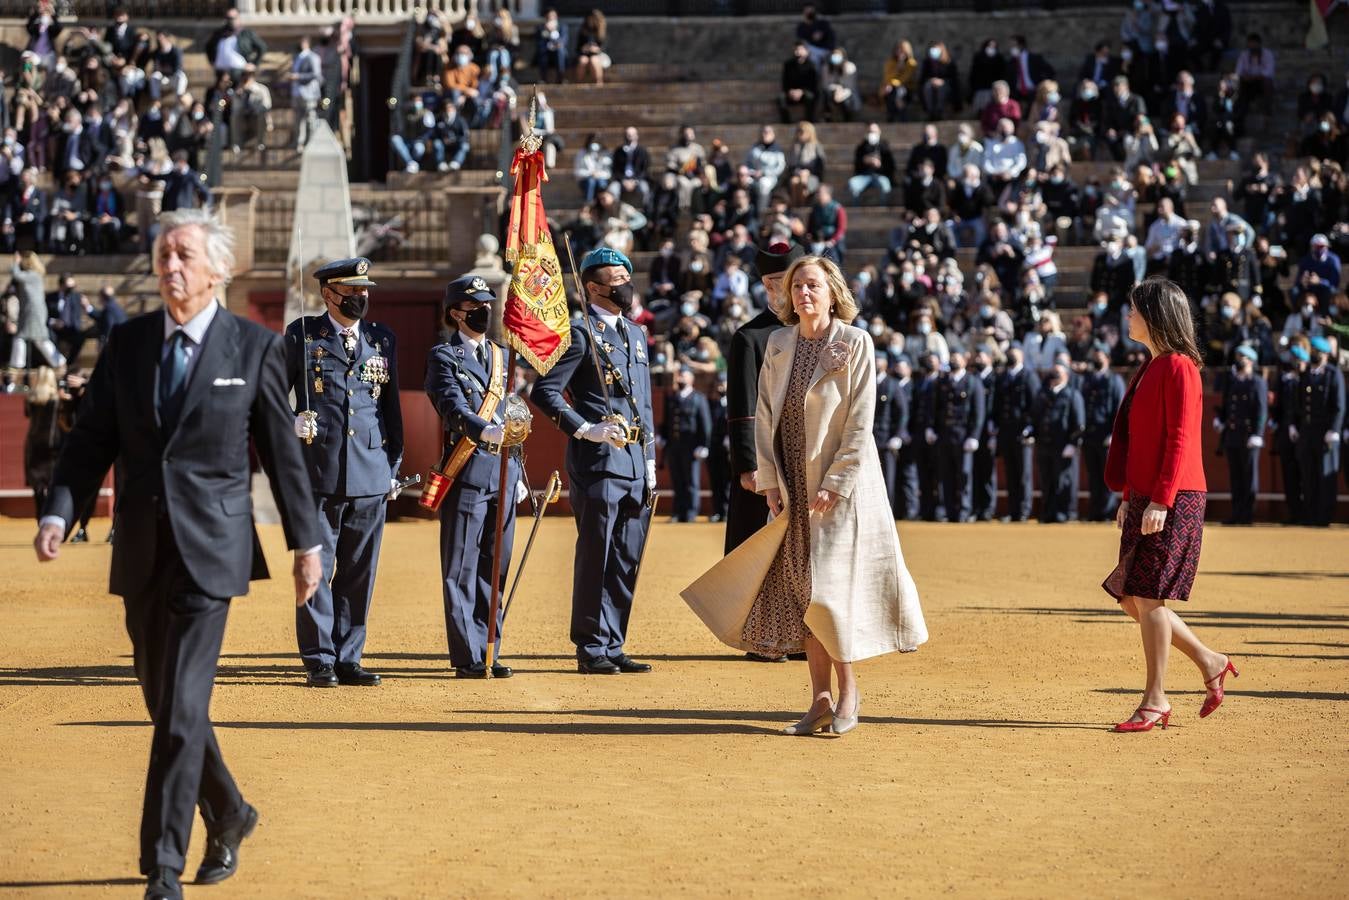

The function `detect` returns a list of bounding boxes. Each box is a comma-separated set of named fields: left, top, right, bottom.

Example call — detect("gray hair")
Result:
left=153, top=207, right=236, bottom=284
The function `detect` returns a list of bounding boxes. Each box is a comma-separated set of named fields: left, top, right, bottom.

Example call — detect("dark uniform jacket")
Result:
left=1295, top=364, right=1346, bottom=437
left=873, top=373, right=909, bottom=446
left=284, top=314, right=404, bottom=498
left=1217, top=370, right=1268, bottom=448
left=934, top=370, right=985, bottom=444
left=995, top=365, right=1041, bottom=439
left=424, top=330, right=517, bottom=490
left=1031, top=383, right=1086, bottom=449
left=1082, top=368, right=1126, bottom=441
left=662, top=387, right=712, bottom=450
left=726, top=309, right=785, bottom=477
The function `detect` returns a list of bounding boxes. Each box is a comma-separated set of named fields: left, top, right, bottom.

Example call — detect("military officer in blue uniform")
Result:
left=1215, top=344, right=1268, bottom=525
left=893, top=357, right=920, bottom=520
left=873, top=353, right=908, bottom=517
left=995, top=343, right=1040, bottom=522
left=424, top=275, right=524, bottom=678
left=914, top=353, right=944, bottom=521
left=933, top=349, right=985, bottom=523
left=1030, top=361, right=1085, bottom=523
left=1294, top=336, right=1345, bottom=526
left=533, top=246, right=656, bottom=675
left=1080, top=342, right=1127, bottom=521
left=708, top=374, right=731, bottom=523
left=1270, top=348, right=1307, bottom=524
left=661, top=365, right=712, bottom=523
left=971, top=346, right=999, bottom=521
left=286, top=257, right=403, bottom=687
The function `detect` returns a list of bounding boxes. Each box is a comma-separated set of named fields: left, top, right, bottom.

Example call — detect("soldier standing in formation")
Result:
left=708, top=374, right=731, bottom=523
left=725, top=241, right=802, bottom=553
left=933, top=349, right=985, bottom=523
left=661, top=365, right=712, bottom=523
left=286, top=257, right=403, bottom=688
left=1080, top=342, right=1126, bottom=522
left=533, top=246, right=655, bottom=675
left=424, top=275, right=524, bottom=678
left=893, top=357, right=920, bottom=520
left=915, top=353, right=944, bottom=521
left=1216, top=344, right=1267, bottom=526
left=971, top=346, right=998, bottom=521
left=1294, top=336, right=1345, bottom=526
left=1270, top=347, right=1307, bottom=524
left=1031, top=360, right=1085, bottom=523
left=994, top=343, right=1039, bottom=523
left=873, top=353, right=907, bottom=517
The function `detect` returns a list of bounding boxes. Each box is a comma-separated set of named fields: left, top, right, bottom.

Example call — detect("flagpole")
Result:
left=484, top=346, right=516, bottom=675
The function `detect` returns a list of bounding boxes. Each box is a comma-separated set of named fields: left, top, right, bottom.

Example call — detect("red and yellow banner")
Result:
left=503, top=148, right=570, bottom=374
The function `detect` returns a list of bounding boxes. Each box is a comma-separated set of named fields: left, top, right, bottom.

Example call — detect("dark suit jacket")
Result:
left=1162, top=91, right=1208, bottom=134
left=104, top=22, right=139, bottom=61
left=46, top=288, right=84, bottom=335
left=159, top=167, right=212, bottom=212
left=43, top=308, right=321, bottom=598
left=6, top=186, right=46, bottom=225
left=1078, top=53, right=1119, bottom=87
left=726, top=308, right=785, bottom=477
left=611, top=144, right=650, bottom=183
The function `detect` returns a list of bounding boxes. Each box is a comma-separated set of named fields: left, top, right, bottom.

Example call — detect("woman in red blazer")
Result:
left=1102, top=278, right=1238, bottom=733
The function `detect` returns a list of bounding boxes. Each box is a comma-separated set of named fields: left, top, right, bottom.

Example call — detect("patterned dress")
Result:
left=741, top=335, right=826, bottom=655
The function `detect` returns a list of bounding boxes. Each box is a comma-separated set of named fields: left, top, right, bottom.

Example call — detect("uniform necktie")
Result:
left=476, top=342, right=488, bottom=372
left=342, top=328, right=357, bottom=358
left=159, top=330, right=188, bottom=426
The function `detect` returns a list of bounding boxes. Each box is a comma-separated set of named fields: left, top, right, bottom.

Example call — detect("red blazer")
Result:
left=1104, top=353, right=1207, bottom=507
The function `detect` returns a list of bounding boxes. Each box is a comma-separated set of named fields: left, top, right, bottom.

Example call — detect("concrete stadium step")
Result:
left=532, top=79, right=777, bottom=105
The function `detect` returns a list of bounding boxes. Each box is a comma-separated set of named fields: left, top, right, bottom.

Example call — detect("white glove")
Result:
left=1246, top=435, right=1264, bottom=449
left=925, top=428, right=938, bottom=445
left=693, top=446, right=710, bottom=460
left=480, top=423, right=505, bottom=445
left=580, top=421, right=627, bottom=449
left=886, top=436, right=902, bottom=451
left=1289, top=425, right=1300, bottom=443
left=1212, top=417, right=1224, bottom=433
left=515, top=480, right=529, bottom=504
left=645, top=458, right=657, bottom=490
left=962, top=437, right=979, bottom=453
left=293, top=413, right=317, bottom=441
left=1327, top=430, right=1342, bottom=446
left=1061, top=444, right=1078, bottom=459
left=655, top=435, right=667, bottom=450
left=388, top=477, right=403, bottom=500
left=1023, top=435, right=1036, bottom=446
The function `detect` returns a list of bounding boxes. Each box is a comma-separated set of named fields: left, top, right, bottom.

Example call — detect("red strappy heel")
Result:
left=1113, top=706, right=1172, bottom=733
left=1200, top=659, right=1239, bottom=718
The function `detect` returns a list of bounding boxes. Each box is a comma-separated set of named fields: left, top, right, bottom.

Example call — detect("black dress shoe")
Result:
left=306, top=665, right=339, bottom=688
left=70, top=527, right=88, bottom=543
left=335, top=663, right=381, bottom=686
left=577, top=657, right=621, bottom=674
left=195, top=803, right=258, bottom=885
left=456, top=664, right=489, bottom=678
left=491, top=663, right=513, bottom=678
left=144, top=867, right=182, bottom=900
left=611, top=654, right=652, bottom=673
left=745, top=651, right=788, bottom=663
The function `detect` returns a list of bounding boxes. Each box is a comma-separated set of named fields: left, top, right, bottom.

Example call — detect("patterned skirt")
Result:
left=1102, top=490, right=1206, bottom=602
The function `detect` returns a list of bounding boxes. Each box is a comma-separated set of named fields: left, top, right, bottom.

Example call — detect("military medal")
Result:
left=314, top=375, right=324, bottom=394
left=372, top=384, right=381, bottom=400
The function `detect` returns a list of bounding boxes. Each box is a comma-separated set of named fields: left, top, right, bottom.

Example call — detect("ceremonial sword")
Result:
left=499, top=469, right=562, bottom=649
left=296, top=227, right=317, bottom=444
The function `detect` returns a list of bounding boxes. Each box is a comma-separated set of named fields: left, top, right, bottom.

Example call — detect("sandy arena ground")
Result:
left=0, top=516, right=1345, bottom=898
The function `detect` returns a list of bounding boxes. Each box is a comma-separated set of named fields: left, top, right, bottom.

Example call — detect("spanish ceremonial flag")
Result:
left=503, top=146, right=571, bottom=374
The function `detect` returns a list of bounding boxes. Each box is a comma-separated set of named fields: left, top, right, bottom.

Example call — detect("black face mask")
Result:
left=336, top=291, right=368, bottom=320
left=460, top=305, right=491, bottom=334
left=602, top=282, right=634, bottom=311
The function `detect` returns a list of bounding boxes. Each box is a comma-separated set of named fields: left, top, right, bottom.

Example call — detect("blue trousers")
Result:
left=439, top=475, right=518, bottom=667
left=568, top=473, right=648, bottom=661
left=667, top=440, right=702, bottom=522
left=1224, top=444, right=1260, bottom=523
left=296, top=493, right=386, bottom=670
left=938, top=442, right=973, bottom=523
left=1001, top=440, right=1034, bottom=520
left=972, top=441, right=997, bottom=520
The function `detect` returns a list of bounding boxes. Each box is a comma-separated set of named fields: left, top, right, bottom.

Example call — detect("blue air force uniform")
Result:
left=1217, top=353, right=1268, bottom=525
left=531, top=247, right=656, bottom=669
left=894, top=375, right=920, bottom=520
left=934, top=368, right=985, bottom=523
left=1270, top=364, right=1304, bottom=523
left=1081, top=365, right=1127, bottom=521
left=425, top=276, right=523, bottom=673
left=1031, top=381, right=1085, bottom=523
left=284, top=258, right=403, bottom=680
left=873, top=366, right=909, bottom=518
left=662, top=383, right=712, bottom=522
left=1295, top=345, right=1346, bottom=526
left=914, top=370, right=944, bottom=521
left=995, top=363, right=1040, bottom=521
left=972, top=364, right=998, bottom=520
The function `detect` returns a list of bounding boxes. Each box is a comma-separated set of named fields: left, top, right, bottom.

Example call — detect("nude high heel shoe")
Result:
left=830, top=697, right=861, bottom=735
left=783, top=704, right=834, bottom=735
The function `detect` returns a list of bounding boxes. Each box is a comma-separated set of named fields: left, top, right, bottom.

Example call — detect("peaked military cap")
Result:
left=445, top=274, right=496, bottom=306
left=314, top=257, right=376, bottom=287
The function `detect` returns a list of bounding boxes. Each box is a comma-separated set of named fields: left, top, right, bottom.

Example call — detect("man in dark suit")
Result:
left=996, top=343, right=1040, bottom=521
left=2, top=168, right=47, bottom=252
left=662, top=365, right=712, bottom=523
left=1162, top=70, right=1207, bottom=136
left=46, top=272, right=86, bottom=364
left=934, top=349, right=985, bottom=523
left=88, top=284, right=128, bottom=349
left=1193, top=0, right=1233, bottom=71
left=424, top=275, right=523, bottom=678
left=725, top=241, right=802, bottom=556
left=611, top=126, right=652, bottom=209
left=285, top=257, right=404, bottom=688
left=1080, top=343, right=1126, bottom=521
left=34, top=208, right=323, bottom=900
left=532, top=246, right=655, bottom=675
left=159, top=151, right=212, bottom=214
left=1101, top=75, right=1147, bottom=162
left=1006, top=34, right=1055, bottom=105
left=914, top=353, right=944, bottom=522
left=1031, top=361, right=1086, bottom=523
left=1078, top=41, right=1119, bottom=90
left=104, top=7, right=139, bottom=63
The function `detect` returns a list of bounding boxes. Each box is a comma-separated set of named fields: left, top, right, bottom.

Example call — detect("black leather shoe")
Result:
left=144, top=866, right=182, bottom=900
left=335, top=663, right=381, bottom=686
left=70, top=527, right=89, bottom=543
left=745, top=651, right=788, bottom=663
left=195, top=803, right=258, bottom=885
left=611, top=655, right=652, bottom=673
left=455, top=664, right=488, bottom=678
left=577, top=657, right=621, bottom=674
left=491, top=664, right=513, bottom=678
left=306, top=665, right=339, bottom=688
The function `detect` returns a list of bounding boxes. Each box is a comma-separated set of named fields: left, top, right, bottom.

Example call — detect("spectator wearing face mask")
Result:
left=1283, top=294, right=1326, bottom=342
left=433, top=104, right=470, bottom=172
left=158, top=150, right=211, bottom=213
left=880, top=40, right=919, bottom=123
left=573, top=132, right=611, bottom=203
left=980, top=81, right=1021, bottom=138
left=666, top=125, right=707, bottom=210
left=1068, top=79, right=1103, bottom=160
left=947, top=123, right=984, bottom=180
left=1101, top=76, right=1147, bottom=162
left=976, top=220, right=1022, bottom=294
left=1293, top=233, right=1341, bottom=310
left=1079, top=41, right=1120, bottom=91
left=778, top=42, right=819, bottom=124
left=1275, top=168, right=1323, bottom=254
left=90, top=175, right=124, bottom=253
left=903, top=158, right=945, bottom=216
left=612, top=127, right=651, bottom=208
left=1294, top=336, right=1346, bottom=526
left=574, top=10, right=609, bottom=86
left=1144, top=196, right=1186, bottom=272
left=795, top=4, right=836, bottom=66
left=981, top=118, right=1025, bottom=195
left=206, top=7, right=267, bottom=78
left=849, top=123, right=895, bottom=202
left=1162, top=71, right=1207, bottom=137
left=806, top=184, right=846, bottom=265
left=2, top=169, right=46, bottom=253
left=948, top=165, right=995, bottom=250
left=821, top=48, right=860, bottom=122
left=1200, top=197, right=1254, bottom=261
left=1023, top=312, right=1069, bottom=374
left=86, top=285, right=126, bottom=349
left=904, top=309, right=950, bottom=368
left=442, top=44, right=485, bottom=126
left=47, top=171, right=88, bottom=255
left=1208, top=223, right=1261, bottom=303
left=711, top=254, right=749, bottom=313
left=390, top=95, right=438, bottom=174
left=1031, top=121, right=1071, bottom=173
left=745, top=126, right=787, bottom=213
left=534, top=8, right=567, bottom=84
left=1298, top=73, right=1335, bottom=136
left=1092, top=229, right=1139, bottom=311
left=918, top=42, right=960, bottom=121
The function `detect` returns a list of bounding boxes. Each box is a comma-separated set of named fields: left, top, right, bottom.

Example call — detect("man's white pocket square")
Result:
left=212, top=377, right=247, bottom=386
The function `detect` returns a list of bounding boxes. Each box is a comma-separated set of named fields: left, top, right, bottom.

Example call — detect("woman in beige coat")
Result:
left=682, top=256, right=927, bottom=736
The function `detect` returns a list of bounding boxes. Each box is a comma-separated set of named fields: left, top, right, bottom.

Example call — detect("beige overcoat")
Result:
left=682, top=319, right=928, bottom=662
